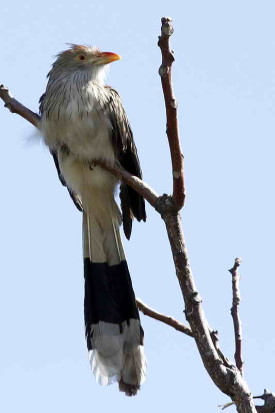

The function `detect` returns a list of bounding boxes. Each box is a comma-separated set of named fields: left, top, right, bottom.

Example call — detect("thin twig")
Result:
left=158, top=18, right=185, bottom=209
left=136, top=298, right=193, bottom=337
left=0, top=84, right=40, bottom=127
left=96, top=161, right=159, bottom=208
left=218, top=401, right=235, bottom=410
left=229, top=258, right=244, bottom=375
left=210, top=330, right=234, bottom=369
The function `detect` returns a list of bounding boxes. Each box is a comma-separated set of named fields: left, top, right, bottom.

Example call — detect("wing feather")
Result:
left=39, top=93, right=83, bottom=212
left=105, top=87, right=146, bottom=239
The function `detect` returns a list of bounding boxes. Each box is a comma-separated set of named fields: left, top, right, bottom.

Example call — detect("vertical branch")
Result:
left=229, top=258, right=244, bottom=375
left=156, top=17, right=256, bottom=411
left=158, top=18, right=185, bottom=209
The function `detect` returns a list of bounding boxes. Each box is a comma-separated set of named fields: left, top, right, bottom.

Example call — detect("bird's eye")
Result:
left=78, top=54, right=86, bottom=61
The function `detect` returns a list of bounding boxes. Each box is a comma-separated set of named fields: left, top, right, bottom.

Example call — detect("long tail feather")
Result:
left=83, top=200, right=146, bottom=395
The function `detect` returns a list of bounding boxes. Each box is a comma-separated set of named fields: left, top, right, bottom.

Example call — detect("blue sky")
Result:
left=1, top=1, right=275, bottom=412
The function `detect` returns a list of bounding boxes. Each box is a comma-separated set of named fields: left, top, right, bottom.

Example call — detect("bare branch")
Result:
left=158, top=18, right=185, bottom=209
left=210, top=330, right=234, bottom=369
left=159, top=20, right=259, bottom=407
left=96, top=161, right=159, bottom=208
left=229, top=258, right=244, bottom=375
left=136, top=298, right=193, bottom=337
left=0, top=84, right=40, bottom=127
left=157, top=192, right=256, bottom=412
left=254, top=390, right=275, bottom=413
left=218, top=391, right=275, bottom=413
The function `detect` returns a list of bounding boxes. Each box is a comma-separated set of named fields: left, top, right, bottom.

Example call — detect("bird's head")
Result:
left=49, top=44, right=121, bottom=83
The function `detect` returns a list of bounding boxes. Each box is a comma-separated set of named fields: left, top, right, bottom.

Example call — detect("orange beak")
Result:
left=95, top=52, right=121, bottom=65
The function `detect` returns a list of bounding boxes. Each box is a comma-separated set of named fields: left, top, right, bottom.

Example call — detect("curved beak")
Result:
left=95, top=52, right=121, bottom=65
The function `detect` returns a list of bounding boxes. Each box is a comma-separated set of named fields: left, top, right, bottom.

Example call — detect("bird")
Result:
left=39, top=44, right=147, bottom=396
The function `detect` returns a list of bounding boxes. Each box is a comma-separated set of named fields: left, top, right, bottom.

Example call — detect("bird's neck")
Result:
left=48, top=64, right=108, bottom=89
left=42, top=69, right=109, bottom=121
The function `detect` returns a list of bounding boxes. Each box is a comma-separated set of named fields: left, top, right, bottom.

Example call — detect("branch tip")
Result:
left=229, top=257, right=242, bottom=275
left=161, top=17, right=174, bottom=37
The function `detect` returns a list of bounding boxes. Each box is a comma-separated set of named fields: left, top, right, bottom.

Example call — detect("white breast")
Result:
left=40, top=82, right=116, bottom=165
left=40, top=81, right=118, bottom=199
